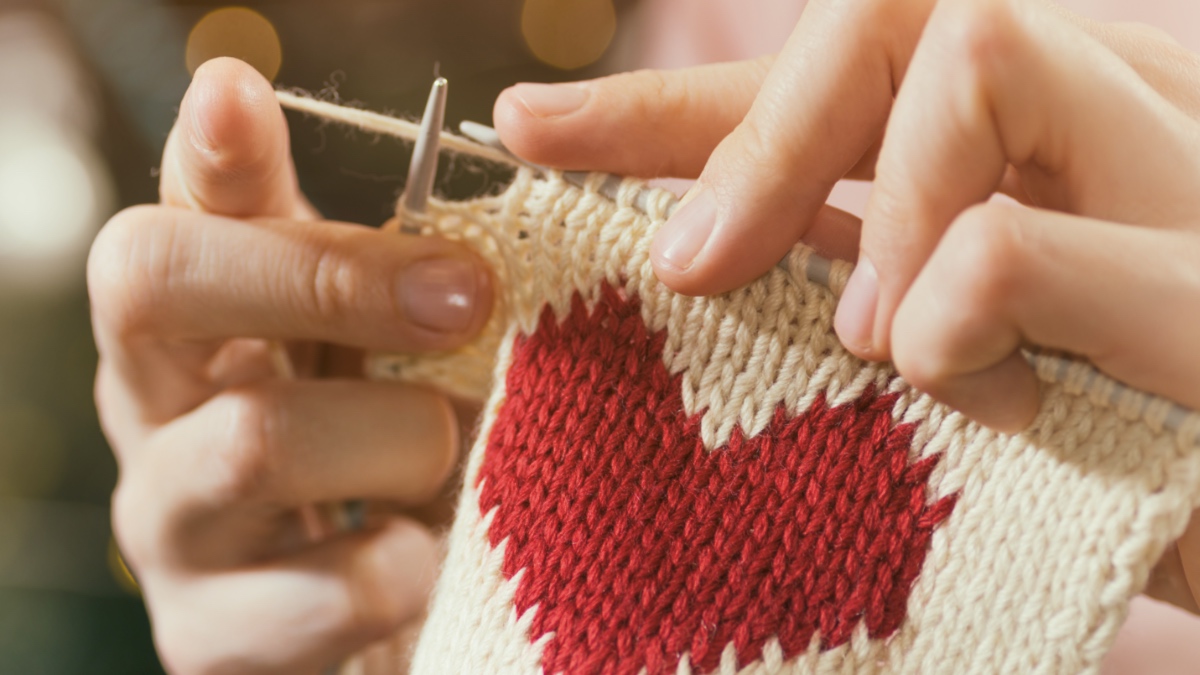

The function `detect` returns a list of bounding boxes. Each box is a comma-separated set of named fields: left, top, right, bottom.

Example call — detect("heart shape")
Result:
left=478, top=284, right=957, bottom=675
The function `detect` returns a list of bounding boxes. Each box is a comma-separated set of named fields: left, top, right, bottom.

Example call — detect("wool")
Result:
left=476, top=283, right=958, bottom=674
left=276, top=94, right=1200, bottom=674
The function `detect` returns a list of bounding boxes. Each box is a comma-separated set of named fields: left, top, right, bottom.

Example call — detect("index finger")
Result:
left=90, top=206, right=492, bottom=349
left=88, top=206, right=493, bottom=417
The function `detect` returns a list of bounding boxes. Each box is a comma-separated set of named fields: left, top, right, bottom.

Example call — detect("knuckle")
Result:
left=891, top=203, right=1027, bottom=391
left=892, top=329, right=947, bottom=395
left=207, top=387, right=286, bottom=503
left=936, top=0, right=1023, bottom=73
left=110, top=479, right=157, bottom=573
left=87, top=206, right=150, bottom=333
left=305, top=240, right=364, bottom=329
left=945, top=202, right=1026, bottom=307
left=87, top=205, right=180, bottom=339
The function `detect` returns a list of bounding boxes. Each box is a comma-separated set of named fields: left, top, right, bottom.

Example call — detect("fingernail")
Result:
left=398, top=258, right=480, bottom=334
left=654, top=188, right=716, bottom=272
left=834, top=256, right=879, bottom=354
left=511, top=83, right=589, bottom=118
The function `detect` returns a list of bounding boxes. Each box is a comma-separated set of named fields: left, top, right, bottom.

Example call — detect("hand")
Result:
left=493, top=1, right=1200, bottom=612
left=90, top=58, right=493, bottom=674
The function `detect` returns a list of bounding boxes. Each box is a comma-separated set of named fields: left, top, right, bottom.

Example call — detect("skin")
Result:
left=92, top=58, right=491, bottom=673
left=91, top=0, right=1199, bottom=671
left=496, top=0, right=1200, bottom=616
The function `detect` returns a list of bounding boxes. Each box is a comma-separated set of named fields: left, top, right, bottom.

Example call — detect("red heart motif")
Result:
left=478, top=284, right=957, bottom=675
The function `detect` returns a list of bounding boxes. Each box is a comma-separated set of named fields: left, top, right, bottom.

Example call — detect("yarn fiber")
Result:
left=362, top=168, right=1200, bottom=675
left=277, top=88, right=1200, bottom=675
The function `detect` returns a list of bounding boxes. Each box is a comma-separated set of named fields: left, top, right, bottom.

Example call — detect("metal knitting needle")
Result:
left=320, top=76, right=447, bottom=675
left=456, top=120, right=835, bottom=286
left=324, top=80, right=448, bottom=541
left=400, top=76, right=448, bottom=234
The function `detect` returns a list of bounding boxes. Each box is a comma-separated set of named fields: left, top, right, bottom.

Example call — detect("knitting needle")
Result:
left=400, top=76, right=448, bottom=234
left=456, top=120, right=836, bottom=288
left=459, top=120, right=606, bottom=209
left=326, top=79, right=445, bottom=540
left=320, top=78, right=450, bottom=675
left=320, top=83, right=452, bottom=675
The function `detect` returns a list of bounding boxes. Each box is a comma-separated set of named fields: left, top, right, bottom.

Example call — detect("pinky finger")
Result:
left=150, top=519, right=437, bottom=675
left=888, top=202, right=1200, bottom=432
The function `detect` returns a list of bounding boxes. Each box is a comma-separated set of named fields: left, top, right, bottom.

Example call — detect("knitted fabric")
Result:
left=366, top=169, right=1200, bottom=675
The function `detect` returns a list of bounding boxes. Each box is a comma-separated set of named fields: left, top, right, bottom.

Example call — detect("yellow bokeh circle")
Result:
left=186, top=7, right=282, bottom=80
left=521, top=0, right=617, bottom=71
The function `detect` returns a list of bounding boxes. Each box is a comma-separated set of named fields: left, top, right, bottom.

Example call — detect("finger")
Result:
left=88, top=206, right=492, bottom=420
left=802, top=204, right=863, bottom=263
left=1178, top=509, right=1200, bottom=612
left=356, top=615, right=426, bottom=675
left=95, top=360, right=150, bottom=462
left=1146, top=541, right=1200, bottom=614
left=90, top=208, right=493, bottom=347
left=164, top=380, right=458, bottom=508
left=840, top=0, right=1200, bottom=360
left=161, top=57, right=315, bottom=220
left=114, top=380, right=457, bottom=569
left=149, top=519, right=437, bottom=675
left=888, top=202, right=1200, bottom=432
left=494, top=58, right=771, bottom=179
left=496, top=9, right=1200, bottom=186
left=643, top=0, right=935, bottom=296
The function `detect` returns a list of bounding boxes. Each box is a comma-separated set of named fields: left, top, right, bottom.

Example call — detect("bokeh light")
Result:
left=185, top=7, right=282, bottom=81
left=521, top=0, right=617, bottom=70
left=0, top=113, right=111, bottom=290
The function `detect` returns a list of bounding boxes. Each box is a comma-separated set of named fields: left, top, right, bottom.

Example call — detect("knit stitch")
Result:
left=477, top=282, right=957, bottom=674
left=268, top=92, right=1200, bottom=674
left=358, top=167, right=1200, bottom=675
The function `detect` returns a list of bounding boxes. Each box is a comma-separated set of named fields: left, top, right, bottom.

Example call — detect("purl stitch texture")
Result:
left=366, top=168, right=1200, bottom=675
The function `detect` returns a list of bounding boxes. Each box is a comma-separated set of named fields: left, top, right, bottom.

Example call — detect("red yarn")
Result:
left=477, top=284, right=957, bottom=675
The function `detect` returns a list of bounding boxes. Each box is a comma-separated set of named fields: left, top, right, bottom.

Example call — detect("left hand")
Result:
left=493, top=0, right=1200, bottom=613
left=93, top=58, right=484, bottom=673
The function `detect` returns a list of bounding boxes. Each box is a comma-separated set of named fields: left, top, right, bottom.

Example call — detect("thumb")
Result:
left=160, top=57, right=313, bottom=220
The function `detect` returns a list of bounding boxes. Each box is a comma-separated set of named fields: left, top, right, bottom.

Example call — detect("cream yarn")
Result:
left=277, top=92, right=1200, bottom=675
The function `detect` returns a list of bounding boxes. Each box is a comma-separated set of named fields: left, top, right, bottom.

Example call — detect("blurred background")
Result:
left=0, top=0, right=1198, bottom=673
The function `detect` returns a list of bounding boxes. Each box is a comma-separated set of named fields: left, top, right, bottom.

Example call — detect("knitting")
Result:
left=280, top=93, right=1200, bottom=674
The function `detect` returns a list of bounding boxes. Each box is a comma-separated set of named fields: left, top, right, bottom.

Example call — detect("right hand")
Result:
left=89, top=58, right=493, bottom=674
left=495, top=2, right=1200, bottom=614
